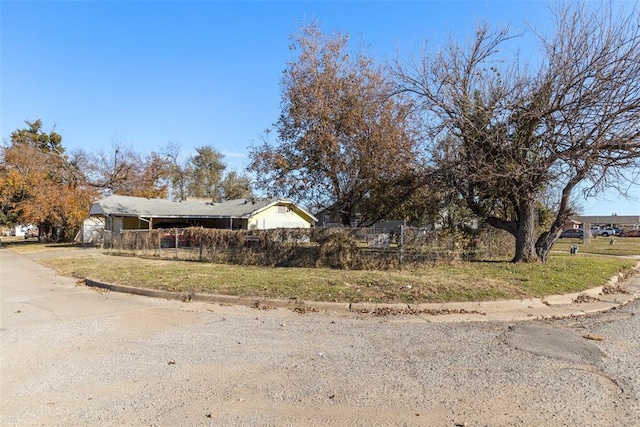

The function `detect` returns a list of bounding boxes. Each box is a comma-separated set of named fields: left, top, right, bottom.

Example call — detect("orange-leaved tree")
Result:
left=0, top=120, right=96, bottom=240
left=249, top=23, right=423, bottom=226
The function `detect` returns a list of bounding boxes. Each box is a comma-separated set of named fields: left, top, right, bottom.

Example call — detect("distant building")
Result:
left=573, top=215, right=640, bottom=230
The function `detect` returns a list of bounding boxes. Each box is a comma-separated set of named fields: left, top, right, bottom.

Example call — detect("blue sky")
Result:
left=1, top=0, right=639, bottom=215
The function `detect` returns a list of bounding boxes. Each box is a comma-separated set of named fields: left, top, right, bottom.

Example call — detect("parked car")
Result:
left=593, top=227, right=620, bottom=237
left=160, top=228, right=191, bottom=248
left=559, top=229, right=587, bottom=239
left=619, top=229, right=640, bottom=237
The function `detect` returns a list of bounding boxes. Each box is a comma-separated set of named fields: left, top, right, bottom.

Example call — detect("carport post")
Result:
left=174, top=228, right=178, bottom=258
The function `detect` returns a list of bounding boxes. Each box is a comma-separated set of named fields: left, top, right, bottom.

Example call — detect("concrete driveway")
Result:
left=1, top=248, right=639, bottom=426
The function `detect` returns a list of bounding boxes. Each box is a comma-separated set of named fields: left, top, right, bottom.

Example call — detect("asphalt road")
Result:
left=1, top=248, right=639, bottom=426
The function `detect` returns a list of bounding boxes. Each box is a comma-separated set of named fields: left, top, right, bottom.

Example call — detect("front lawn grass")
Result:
left=553, top=235, right=640, bottom=257
left=33, top=249, right=639, bottom=304
left=1, top=238, right=85, bottom=253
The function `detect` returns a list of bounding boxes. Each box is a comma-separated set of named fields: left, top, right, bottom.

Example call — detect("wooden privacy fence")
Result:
left=103, top=226, right=514, bottom=269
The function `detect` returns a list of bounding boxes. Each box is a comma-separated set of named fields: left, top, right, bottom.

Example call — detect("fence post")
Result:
left=399, top=224, right=405, bottom=268
left=488, top=228, right=493, bottom=259
left=199, top=234, right=203, bottom=262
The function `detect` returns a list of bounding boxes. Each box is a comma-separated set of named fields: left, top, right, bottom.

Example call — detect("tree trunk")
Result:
left=512, top=199, right=541, bottom=263
left=340, top=212, right=352, bottom=227
left=535, top=202, right=575, bottom=263
left=535, top=232, right=554, bottom=263
left=484, top=199, right=541, bottom=263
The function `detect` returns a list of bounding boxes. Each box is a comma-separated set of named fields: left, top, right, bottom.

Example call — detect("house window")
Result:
left=277, top=206, right=287, bottom=214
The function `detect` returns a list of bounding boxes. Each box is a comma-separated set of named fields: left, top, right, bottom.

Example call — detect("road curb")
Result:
left=84, top=262, right=640, bottom=322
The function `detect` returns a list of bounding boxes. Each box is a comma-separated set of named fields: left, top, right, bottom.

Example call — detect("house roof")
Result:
left=90, top=195, right=211, bottom=218
left=89, top=194, right=317, bottom=222
left=573, top=215, right=640, bottom=225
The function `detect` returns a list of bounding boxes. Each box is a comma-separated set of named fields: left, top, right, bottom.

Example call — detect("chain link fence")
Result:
left=102, top=226, right=514, bottom=269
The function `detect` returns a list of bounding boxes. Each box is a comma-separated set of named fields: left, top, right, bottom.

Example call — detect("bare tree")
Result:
left=162, top=141, right=189, bottom=201
left=393, top=2, right=640, bottom=262
left=78, top=142, right=137, bottom=196
left=81, top=142, right=170, bottom=198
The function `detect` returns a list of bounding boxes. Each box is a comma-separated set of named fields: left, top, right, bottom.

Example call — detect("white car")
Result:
left=594, top=228, right=619, bottom=237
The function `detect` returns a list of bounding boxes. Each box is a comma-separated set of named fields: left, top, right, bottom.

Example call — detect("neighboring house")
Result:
left=11, top=225, right=26, bottom=237
left=88, top=195, right=317, bottom=232
left=562, top=218, right=582, bottom=232
left=572, top=215, right=640, bottom=231
left=11, top=224, right=37, bottom=237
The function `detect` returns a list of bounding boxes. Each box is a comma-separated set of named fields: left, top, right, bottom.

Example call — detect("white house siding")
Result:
left=250, top=205, right=312, bottom=230
left=74, top=218, right=105, bottom=244
left=12, top=225, right=26, bottom=237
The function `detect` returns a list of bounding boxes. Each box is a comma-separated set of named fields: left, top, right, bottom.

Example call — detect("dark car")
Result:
left=559, top=229, right=586, bottom=239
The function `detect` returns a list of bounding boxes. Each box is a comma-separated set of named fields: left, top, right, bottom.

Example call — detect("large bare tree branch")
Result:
left=393, top=1, right=640, bottom=262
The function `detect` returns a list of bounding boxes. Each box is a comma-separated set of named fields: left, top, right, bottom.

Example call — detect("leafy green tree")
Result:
left=8, top=119, right=64, bottom=154
left=187, top=146, right=226, bottom=200
left=158, top=142, right=253, bottom=202
left=219, top=170, right=252, bottom=201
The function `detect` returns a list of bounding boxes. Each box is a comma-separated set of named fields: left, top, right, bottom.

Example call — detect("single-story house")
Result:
left=572, top=215, right=640, bottom=231
left=10, top=224, right=37, bottom=237
left=11, top=225, right=27, bottom=237
left=88, top=194, right=317, bottom=232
